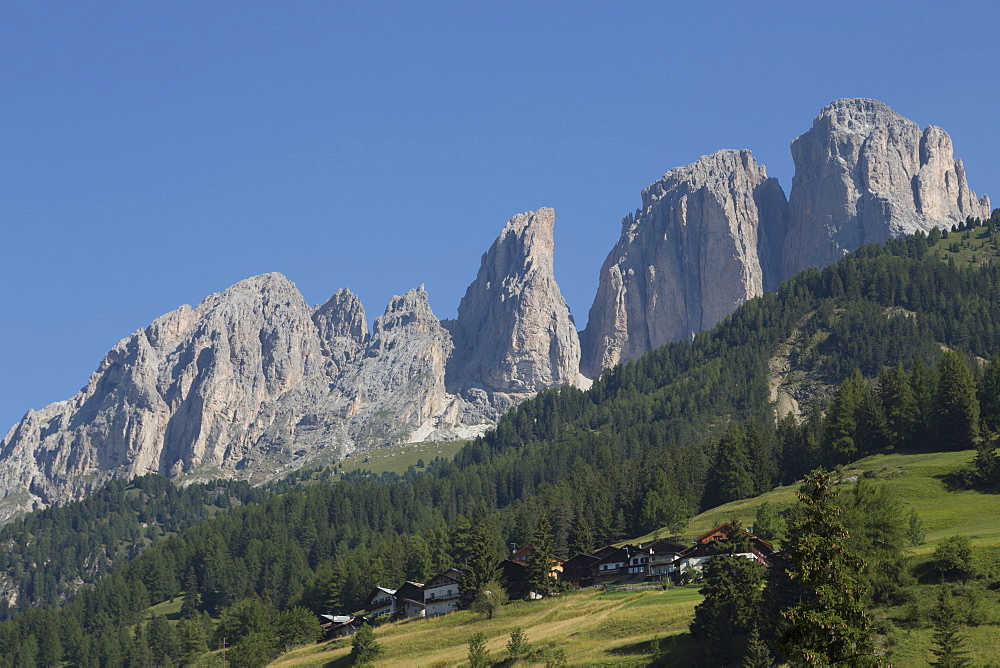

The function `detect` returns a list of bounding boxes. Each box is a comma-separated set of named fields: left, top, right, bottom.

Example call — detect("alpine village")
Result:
left=4, top=98, right=1000, bottom=668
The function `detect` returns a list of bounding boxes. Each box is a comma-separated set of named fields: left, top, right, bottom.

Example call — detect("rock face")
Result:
left=782, top=98, right=991, bottom=276
left=580, top=150, right=788, bottom=377
left=0, top=273, right=328, bottom=519
left=445, top=208, right=582, bottom=415
left=312, top=288, right=368, bottom=376
left=1, top=99, right=991, bottom=521
left=0, top=209, right=586, bottom=521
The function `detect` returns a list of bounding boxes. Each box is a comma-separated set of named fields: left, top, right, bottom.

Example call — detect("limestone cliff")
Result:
left=0, top=274, right=327, bottom=519
left=445, top=208, right=582, bottom=415
left=580, top=150, right=788, bottom=377
left=782, top=98, right=991, bottom=276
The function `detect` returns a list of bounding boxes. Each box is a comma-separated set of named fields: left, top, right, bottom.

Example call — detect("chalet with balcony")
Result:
left=393, top=581, right=425, bottom=619
left=424, top=568, right=463, bottom=617
left=363, top=586, right=397, bottom=619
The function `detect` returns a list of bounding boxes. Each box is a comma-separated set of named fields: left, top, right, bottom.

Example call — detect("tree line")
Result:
left=2, top=223, right=1000, bottom=664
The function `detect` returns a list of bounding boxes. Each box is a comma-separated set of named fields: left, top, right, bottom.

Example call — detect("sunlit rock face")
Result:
left=782, top=98, right=990, bottom=277
left=580, top=149, right=788, bottom=377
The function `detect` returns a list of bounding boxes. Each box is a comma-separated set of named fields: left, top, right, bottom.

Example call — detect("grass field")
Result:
left=336, top=440, right=470, bottom=477
left=271, top=586, right=702, bottom=667
left=200, top=448, right=1000, bottom=665
left=635, top=449, right=1000, bottom=552
left=928, top=225, right=1000, bottom=267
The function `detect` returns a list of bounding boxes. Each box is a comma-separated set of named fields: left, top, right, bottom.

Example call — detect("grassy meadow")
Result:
left=636, top=449, right=1000, bottom=552
left=271, top=586, right=702, bottom=667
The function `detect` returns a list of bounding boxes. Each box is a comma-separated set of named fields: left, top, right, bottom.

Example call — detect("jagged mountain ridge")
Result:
left=582, top=98, right=989, bottom=375
left=0, top=210, right=580, bottom=521
left=0, top=98, right=990, bottom=521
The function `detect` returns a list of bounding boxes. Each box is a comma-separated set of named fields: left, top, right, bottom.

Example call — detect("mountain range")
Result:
left=0, top=98, right=990, bottom=521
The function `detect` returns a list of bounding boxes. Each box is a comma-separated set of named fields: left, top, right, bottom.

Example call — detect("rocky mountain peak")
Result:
left=445, top=208, right=582, bottom=408
left=312, top=288, right=368, bottom=376
left=580, top=149, right=787, bottom=377
left=782, top=98, right=990, bottom=277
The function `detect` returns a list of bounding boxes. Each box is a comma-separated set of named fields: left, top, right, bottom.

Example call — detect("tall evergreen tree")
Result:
left=910, top=357, right=937, bottom=446
left=527, top=516, right=558, bottom=597
left=930, top=589, right=972, bottom=668
left=878, top=364, right=917, bottom=450
left=978, top=355, right=1000, bottom=433
left=708, top=424, right=755, bottom=506
left=569, top=512, right=594, bottom=556
left=935, top=351, right=980, bottom=451
left=690, top=550, right=765, bottom=665
left=778, top=469, right=878, bottom=667
left=823, top=370, right=867, bottom=462
left=462, top=504, right=501, bottom=600
left=972, top=439, right=999, bottom=488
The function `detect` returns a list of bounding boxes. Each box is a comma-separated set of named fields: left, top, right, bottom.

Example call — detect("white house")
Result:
left=423, top=568, right=463, bottom=617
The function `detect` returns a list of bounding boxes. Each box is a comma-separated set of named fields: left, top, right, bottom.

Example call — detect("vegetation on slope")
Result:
left=4, top=219, right=1000, bottom=663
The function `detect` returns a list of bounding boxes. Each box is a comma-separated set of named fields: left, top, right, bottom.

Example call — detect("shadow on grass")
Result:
left=934, top=469, right=1000, bottom=494
left=321, top=656, right=352, bottom=668
left=608, top=632, right=700, bottom=663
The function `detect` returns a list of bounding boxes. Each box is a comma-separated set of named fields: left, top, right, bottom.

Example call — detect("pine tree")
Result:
left=569, top=512, right=594, bottom=555
left=690, top=550, right=765, bottom=665
left=742, top=625, right=773, bottom=667
left=180, top=568, right=200, bottom=619
left=178, top=618, right=209, bottom=665
left=910, top=357, right=937, bottom=446
left=972, top=439, right=998, bottom=488
left=930, top=589, right=972, bottom=668
left=527, top=516, right=558, bottom=597
left=708, top=424, right=755, bottom=506
left=778, top=469, right=878, bottom=666
left=935, top=351, right=980, bottom=451
left=879, top=364, right=917, bottom=450
left=824, top=369, right=866, bottom=462
left=462, top=504, right=501, bottom=599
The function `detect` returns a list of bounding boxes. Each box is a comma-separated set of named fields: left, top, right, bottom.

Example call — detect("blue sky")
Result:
left=2, top=1, right=998, bottom=433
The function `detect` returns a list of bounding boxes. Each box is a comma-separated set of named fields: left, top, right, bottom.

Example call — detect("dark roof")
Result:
left=562, top=553, right=601, bottom=568
left=593, top=546, right=630, bottom=566
left=646, top=539, right=688, bottom=554
left=426, top=568, right=463, bottom=589
left=394, top=581, right=424, bottom=602
left=591, top=545, right=621, bottom=559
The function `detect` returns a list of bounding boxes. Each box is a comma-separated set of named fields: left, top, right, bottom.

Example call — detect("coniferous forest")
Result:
left=3, top=219, right=1000, bottom=665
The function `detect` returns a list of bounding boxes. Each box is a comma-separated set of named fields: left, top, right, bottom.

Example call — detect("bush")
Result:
left=351, top=624, right=382, bottom=667
left=934, top=536, right=977, bottom=581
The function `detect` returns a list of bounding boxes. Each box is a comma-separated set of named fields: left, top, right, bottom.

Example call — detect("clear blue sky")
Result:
left=2, top=1, right=998, bottom=433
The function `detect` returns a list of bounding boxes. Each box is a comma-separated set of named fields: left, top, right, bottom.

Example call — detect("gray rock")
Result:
left=445, top=208, right=582, bottom=413
left=580, top=150, right=787, bottom=377
left=782, top=98, right=991, bottom=276
left=312, top=287, right=369, bottom=378
left=0, top=273, right=329, bottom=520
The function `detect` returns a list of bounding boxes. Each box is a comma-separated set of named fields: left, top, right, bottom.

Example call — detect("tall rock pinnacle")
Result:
left=782, top=98, right=991, bottom=276
left=580, top=150, right=788, bottom=378
left=445, top=208, right=582, bottom=412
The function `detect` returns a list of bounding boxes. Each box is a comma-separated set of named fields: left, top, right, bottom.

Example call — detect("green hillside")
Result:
left=645, top=449, right=1000, bottom=551
left=5, top=226, right=1000, bottom=664
left=252, top=448, right=1000, bottom=667
left=272, top=587, right=702, bottom=667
